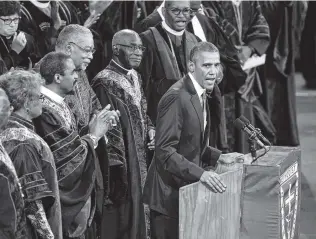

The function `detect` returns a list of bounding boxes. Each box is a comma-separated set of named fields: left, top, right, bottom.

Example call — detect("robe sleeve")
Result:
left=244, top=1, right=270, bottom=55
left=155, top=91, right=205, bottom=182
left=9, top=143, right=54, bottom=208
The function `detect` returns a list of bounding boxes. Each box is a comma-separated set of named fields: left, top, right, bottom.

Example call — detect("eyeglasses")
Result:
left=116, top=44, right=146, bottom=53
left=0, top=17, right=21, bottom=25
left=167, top=8, right=191, bottom=16
left=69, top=42, right=96, bottom=54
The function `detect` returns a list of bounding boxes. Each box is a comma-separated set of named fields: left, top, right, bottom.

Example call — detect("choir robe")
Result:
left=136, top=14, right=246, bottom=151
left=139, top=23, right=199, bottom=125
left=0, top=31, right=40, bottom=70
left=0, top=142, right=27, bottom=239
left=20, top=1, right=80, bottom=56
left=33, top=88, right=102, bottom=238
left=259, top=1, right=307, bottom=146
left=0, top=114, right=62, bottom=239
left=91, top=60, right=154, bottom=239
left=204, top=1, right=274, bottom=153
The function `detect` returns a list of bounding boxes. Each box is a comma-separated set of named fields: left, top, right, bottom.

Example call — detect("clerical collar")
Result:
left=40, top=86, right=64, bottom=105
left=162, top=21, right=185, bottom=36
left=188, top=72, right=205, bottom=97
left=29, top=0, right=51, bottom=9
left=110, top=60, right=137, bottom=77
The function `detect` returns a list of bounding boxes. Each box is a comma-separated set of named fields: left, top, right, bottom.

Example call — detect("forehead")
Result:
left=1, top=13, right=19, bottom=19
left=167, top=1, right=190, bottom=9
left=120, top=34, right=142, bottom=45
left=197, top=51, right=220, bottom=63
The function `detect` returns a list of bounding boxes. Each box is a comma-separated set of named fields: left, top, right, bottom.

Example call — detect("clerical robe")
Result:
left=139, top=23, right=198, bottom=125
left=0, top=142, right=27, bottom=239
left=204, top=1, right=273, bottom=153
left=259, top=1, right=307, bottom=146
left=0, top=114, right=62, bottom=239
left=33, top=88, right=100, bottom=238
left=91, top=60, right=153, bottom=239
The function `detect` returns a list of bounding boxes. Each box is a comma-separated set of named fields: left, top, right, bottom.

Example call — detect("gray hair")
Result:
left=189, top=42, right=219, bottom=62
left=55, top=24, right=93, bottom=51
left=0, top=70, right=44, bottom=111
left=112, top=29, right=140, bottom=48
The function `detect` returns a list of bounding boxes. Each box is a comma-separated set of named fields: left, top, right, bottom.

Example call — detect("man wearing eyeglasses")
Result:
left=91, top=29, right=155, bottom=239
left=0, top=1, right=40, bottom=70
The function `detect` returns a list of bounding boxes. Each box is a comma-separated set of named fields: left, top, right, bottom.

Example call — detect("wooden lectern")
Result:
left=179, top=146, right=301, bottom=239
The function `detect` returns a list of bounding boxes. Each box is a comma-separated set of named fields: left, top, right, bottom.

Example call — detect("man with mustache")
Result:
left=34, top=51, right=120, bottom=239
left=144, top=42, right=227, bottom=239
left=91, top=29, right=155, bottom=239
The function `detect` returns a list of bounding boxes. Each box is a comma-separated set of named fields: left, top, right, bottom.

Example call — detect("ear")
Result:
left=55, top=74, right=61, bottom=84
left=113, top=46, right=119, bottom=56
left=188, top=61, right=195, bottom=73
left=65, top=44, right=72, bottom=55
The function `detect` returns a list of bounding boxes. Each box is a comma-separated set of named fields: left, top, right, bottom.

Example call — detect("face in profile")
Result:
left=59, top=58, right=78, bottom=94
left=0, top=88, right=11, bottom=128
left=191, top=51, right=221, bottom=92
left=68, top=35, right=95, bottom=71
left=163, top=1, right=191, bottom=31
left=117, top=34, right=144, bottom=69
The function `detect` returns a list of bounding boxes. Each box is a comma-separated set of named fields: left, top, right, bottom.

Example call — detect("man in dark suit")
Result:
left=143, top=42, right=227, bottom=239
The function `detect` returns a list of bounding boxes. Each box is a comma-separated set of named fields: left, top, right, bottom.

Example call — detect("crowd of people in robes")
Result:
left=0, top=0, right=310, bottom=239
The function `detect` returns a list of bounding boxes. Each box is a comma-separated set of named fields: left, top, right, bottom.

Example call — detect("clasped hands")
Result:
left=89, top=104, right=120, bottom=140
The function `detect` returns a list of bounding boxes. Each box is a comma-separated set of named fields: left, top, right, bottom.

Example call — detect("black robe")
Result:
left=0, top=142, right=27, bottom=239
left=259, top=1, right=307, bottom=146
left=33, top=91, right=100, bottom=238
left=91, top=60, right=153, bottom=239
left=0, top=114, right=62, bottom=239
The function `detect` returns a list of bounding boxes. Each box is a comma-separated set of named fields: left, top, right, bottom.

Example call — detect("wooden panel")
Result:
left=179, top=169, right=243, bottom=239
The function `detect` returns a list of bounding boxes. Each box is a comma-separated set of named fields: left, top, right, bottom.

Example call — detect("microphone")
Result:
left=238, top=115, right=271, bottom=145
left=234, top=118, right=265, bottom=148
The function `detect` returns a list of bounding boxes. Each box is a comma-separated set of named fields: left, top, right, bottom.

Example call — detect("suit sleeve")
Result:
left=155, top=92, right=205, bottom=182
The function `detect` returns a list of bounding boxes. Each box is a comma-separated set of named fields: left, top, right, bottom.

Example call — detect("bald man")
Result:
left=0, top=88, right=29, bottom=238
left=91, top=29, right=154, bottom=239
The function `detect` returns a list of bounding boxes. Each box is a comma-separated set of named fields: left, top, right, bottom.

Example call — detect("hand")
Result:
left=89, top=104, right=119, bottom=139
left=237, top=45, right=252, bottom=65
left=11, top=32, right=27, bottom=54
left=147, top=129, right=155, bottom=150
left=84, top=10, right=101, bottom=28
left=97, top=105, right=120, bottom=129
left=200, top=170, right=226, bottom=193
left=51, top=1, right=63, bottom=30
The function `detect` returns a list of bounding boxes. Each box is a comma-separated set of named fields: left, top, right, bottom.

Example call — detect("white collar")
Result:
left=29, top=0, right=51, bottom=9
left=162, top=21, right=185, bottom=36
left=112, top=60, right=137, bottom=77
left=40, top=86, right=64, bottom=105
left=188, top=72, right=205, bottom=98
left=157, top=1, right=165, bottom=21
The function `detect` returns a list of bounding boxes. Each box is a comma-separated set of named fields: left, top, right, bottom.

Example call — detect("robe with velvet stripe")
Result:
left=33, top=93, right=98, bottom=238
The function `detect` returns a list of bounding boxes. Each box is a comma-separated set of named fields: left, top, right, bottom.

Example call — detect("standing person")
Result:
left=91, top=29, right=155, bottom=239
left=259, top=1, right=307, bottom=146
left=0, top=70, right=62, bottom=239
left=204, top=0, right=274, bottom=153
left=34, top=52, right=119, bottom=239
left=139, top=0, right=199, bottom=125
left=0, top=88, right=28, bottom=239
left=0, top=1, right=40, bottom=70
left=144, top=42, right=227, bottom=239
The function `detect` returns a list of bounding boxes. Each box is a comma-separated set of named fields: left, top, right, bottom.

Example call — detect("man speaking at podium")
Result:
left=143, top=42, right=228, bottom=239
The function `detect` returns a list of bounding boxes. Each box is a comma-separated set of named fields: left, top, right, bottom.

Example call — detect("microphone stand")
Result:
left=247, top=128, right=270, bottom=164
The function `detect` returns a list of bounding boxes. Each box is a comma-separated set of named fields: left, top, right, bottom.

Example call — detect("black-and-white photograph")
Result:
left=0, top=0, right=315, bottom=239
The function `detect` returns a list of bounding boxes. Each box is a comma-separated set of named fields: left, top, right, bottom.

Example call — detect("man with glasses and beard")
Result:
left=91, top=29, right=155, bottom=239
left=0, top=1, right=40, bottom=70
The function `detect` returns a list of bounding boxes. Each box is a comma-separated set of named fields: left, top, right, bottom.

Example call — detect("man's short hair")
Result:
left=55, top=24, right=92, bottom=51
left=0, top=70, right=43, bottom=111
left=0, top=1, right=21, bottom=17
left=40, top=52, right=72, bottom=85
left=189, top=42, right=220, bottom=62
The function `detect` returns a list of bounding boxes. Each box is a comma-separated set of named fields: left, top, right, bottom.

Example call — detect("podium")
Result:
left=179, top=146, right=301, bottom=239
